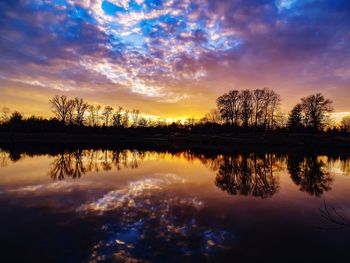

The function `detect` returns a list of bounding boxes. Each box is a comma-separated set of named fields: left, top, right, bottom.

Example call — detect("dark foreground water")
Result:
left=0, top=148, right=349, bottom=262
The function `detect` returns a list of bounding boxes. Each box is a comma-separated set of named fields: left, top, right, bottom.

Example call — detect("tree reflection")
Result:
left=48, top=149, right=147, bottom=180
left=101, top=150, right=113, bottom=171
left=48, top=153, right=74, bottom=180
left=339, top=157, right=350, bottom=176
left=287, top=155, right=334, bottom=196
left=2, top=147, right=350, bottom=198
left=215, top=154, right=279, bottom=198
left=0, top=150, right=9, bottom=167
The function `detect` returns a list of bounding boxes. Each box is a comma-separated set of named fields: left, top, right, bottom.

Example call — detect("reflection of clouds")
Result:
left=78, top=175, right=236, bottom=261
left=4, top=181, right=91, bottom=194
left=78, top=174, right=186, bottom=213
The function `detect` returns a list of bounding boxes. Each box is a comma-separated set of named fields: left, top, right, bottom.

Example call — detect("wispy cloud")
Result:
left=0, top=0, right=349, bottom=115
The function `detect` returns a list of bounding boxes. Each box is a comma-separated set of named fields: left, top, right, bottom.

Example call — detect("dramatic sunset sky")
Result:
left=0, top=0, right=349, bottom=121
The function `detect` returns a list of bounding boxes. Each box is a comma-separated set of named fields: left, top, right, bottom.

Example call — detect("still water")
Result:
left=0, top=148, right=349, bottom=262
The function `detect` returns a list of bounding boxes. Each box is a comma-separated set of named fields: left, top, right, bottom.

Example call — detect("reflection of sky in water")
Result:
left=1, top=149, right=350, bottom=261
left=78, top=176, right=236, bottom=262
left=3, top=181, right=91, bottom=194
left=78, top=174, right=186, bottom=213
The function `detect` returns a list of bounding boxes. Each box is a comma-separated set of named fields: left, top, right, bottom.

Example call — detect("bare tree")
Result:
left=49, top=95, right=75, bottom=124
left=74, top=97, right=89, bottom=125
left=341, top=115, right=350, bottom=133
left=239, top=90, right=253, bottom=127
left=9, top=111, right=23, bottom=123
left=288, top=104, right=304, bottom=131
left=95, top=105, right=102, bottom=126
left=112, top=106, right=123, bottom=127
left=217, top=94, right=231, bottom=124
left=204, top=109, right=222, bottom=124
left=102, top=106, right=113, bottom=126
left=122, top=110, right=129, bottom=128
left=138, top=117, right=149, bottom=127
left=301, top=93, right=333, bottom=132
left=131, top=109, right=140, bottom=127
left=67, top=101, right=75, bottom=124
left=252, top=89, right=265, bottom=127
left=186, top=117, right=196, bottom=126
left=216, top=90, right=240, bottom=125
left=88, top=105, right=96, bottom=126
left=275, top=111, right=288, bottom=128
left=0, top=107, right=10, bottom=124
left=266, top=89, right=281, bottom=129
left=228, top=90, right=241, bottom=125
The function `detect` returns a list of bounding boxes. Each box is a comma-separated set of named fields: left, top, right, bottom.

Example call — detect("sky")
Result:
left=0, top=0, right=349, bottom=121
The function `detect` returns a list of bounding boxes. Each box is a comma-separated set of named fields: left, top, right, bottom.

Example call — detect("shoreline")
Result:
left=1, top=132, right=350, bottom=155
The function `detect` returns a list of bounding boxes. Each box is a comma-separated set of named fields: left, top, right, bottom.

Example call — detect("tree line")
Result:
left=49, top=95, right=148, bottom=128
left=214, top=88, right=281, bottom=129
left=0, top=90, right=349, bottom=134
left=211, top=89, right=344, bottom=133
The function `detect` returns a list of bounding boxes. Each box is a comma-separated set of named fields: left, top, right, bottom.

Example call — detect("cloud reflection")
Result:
left=78, top=176, right=236, bottom=261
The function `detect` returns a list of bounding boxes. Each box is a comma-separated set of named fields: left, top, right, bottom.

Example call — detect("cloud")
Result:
left=0, top=0, right=349, bottom=114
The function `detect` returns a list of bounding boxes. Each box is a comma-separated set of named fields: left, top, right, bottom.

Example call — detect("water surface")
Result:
left=0, top=149, right=349, bottom=262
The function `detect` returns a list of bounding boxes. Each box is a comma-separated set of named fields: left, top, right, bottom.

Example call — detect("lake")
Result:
left=0, top=148, right=349, bottom=262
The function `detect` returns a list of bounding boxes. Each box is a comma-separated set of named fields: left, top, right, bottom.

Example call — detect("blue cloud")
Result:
left=0, top=0, right=349, bottom=102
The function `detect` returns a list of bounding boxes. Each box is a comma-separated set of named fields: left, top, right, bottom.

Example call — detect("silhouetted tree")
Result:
left=264, top=89, right=281, bottom=130
left=112, top=106, right=123, bottom=127
left=216, top=88, right=281, bottom=130
left=49, top=95, right=75, bottom=124
left=274, top=111, right=288, bottom=129
left=252, top=89, right=265, bottom=127
left=138, top=117, right=149, bottom=127
left=95, top=105, right=102, bottom=126
left=204, top=109, right=222, bottom=124
left=2, top=91, right=344, bottom=135
left=0, top=107, right=10, bottom=124
left=122, top=110, right=129, bottom=127
left=8, top=111, right=23, bottom=124
left=217, top=90, right=240, bottom=125
left=131, top=109, right=140, bottom=127
left=87, top=105, right=102, bottom=126
left=87, top=105, right=96, bottom=126
left=341, top=115, right=350, bottom=133
left=102, top=106, right=113, bottom=126
left=240, top=90, right=253, bottom=127
left=301, top=93, right=333, bottom=132
left=288, top=103, right=304, bottom=132
left=74, top=97, right=89, bottom=125
left=186, top=117, right=196, bottom=126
